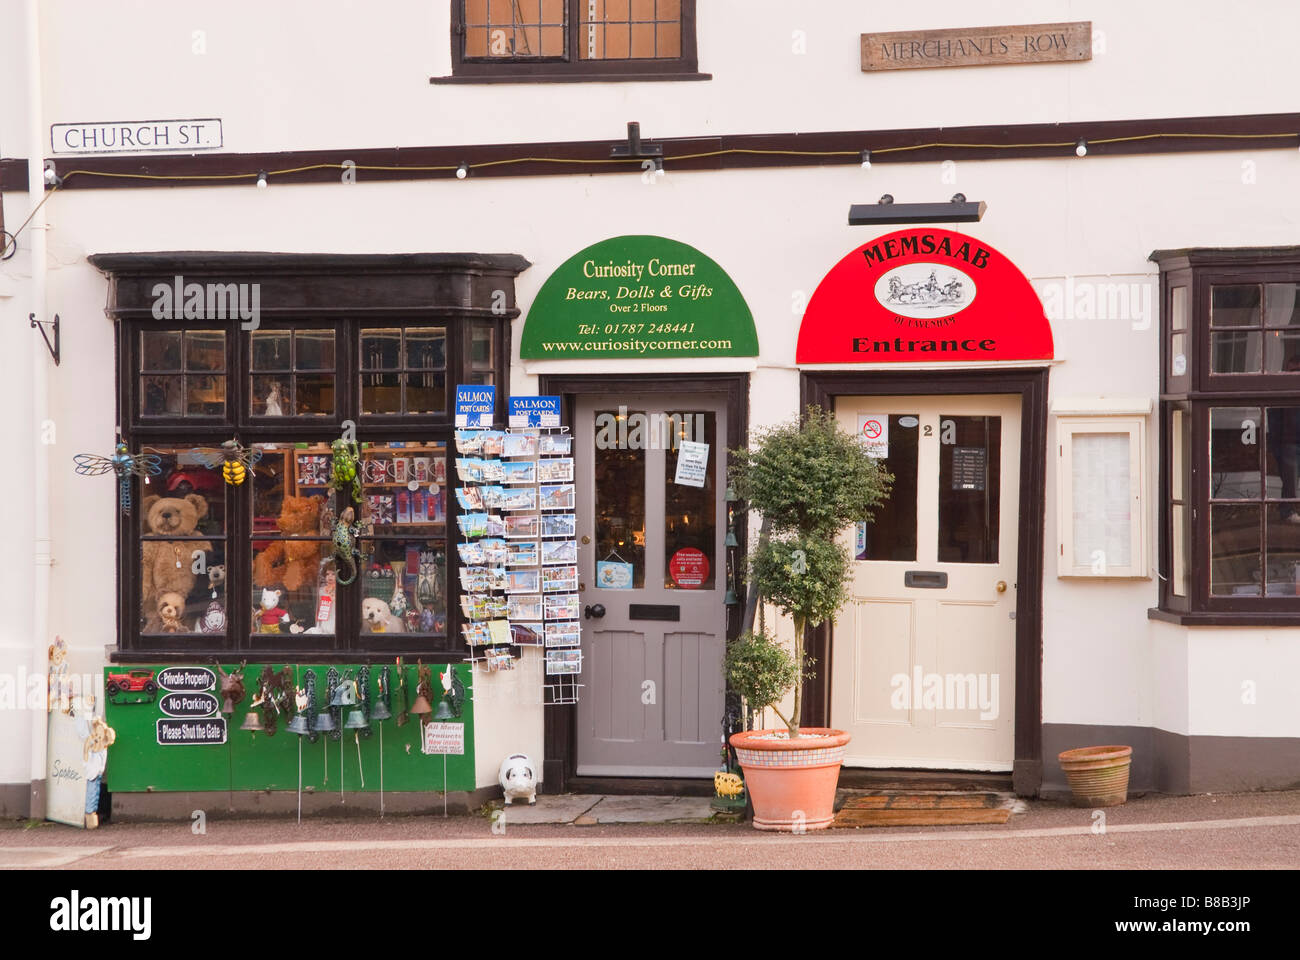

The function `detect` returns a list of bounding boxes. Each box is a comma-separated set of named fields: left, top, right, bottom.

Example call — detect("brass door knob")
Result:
left=581, top=535, right=591, bottom=544
left=996, top=580, right=1007, bottom=593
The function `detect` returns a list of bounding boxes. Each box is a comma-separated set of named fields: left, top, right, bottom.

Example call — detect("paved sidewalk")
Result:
left=2, top=789, right=1297, bottom=869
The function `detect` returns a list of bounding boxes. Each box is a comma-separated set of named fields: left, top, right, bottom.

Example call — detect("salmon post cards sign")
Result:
left=796, top=228, right=1053, bottom=364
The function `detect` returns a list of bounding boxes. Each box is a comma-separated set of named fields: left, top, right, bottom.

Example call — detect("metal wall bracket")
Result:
left=30, top=313, right=60, bottom=365
left=610, top=121, right=663, bottom=159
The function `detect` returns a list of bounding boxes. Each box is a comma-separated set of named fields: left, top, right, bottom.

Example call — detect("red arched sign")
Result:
left=796, top=228, right=1053, bottom=364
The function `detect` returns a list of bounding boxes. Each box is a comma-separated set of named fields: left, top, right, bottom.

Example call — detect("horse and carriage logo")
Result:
left=873, top=263, right=977, bottom=319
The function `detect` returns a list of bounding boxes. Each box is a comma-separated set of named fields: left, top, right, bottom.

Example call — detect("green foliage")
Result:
left=728, top=405, right=891, bottom=736
left=749, top=534, right=849, bottom=631
left=725, top=630, right=798, bottom=715
left=729, top=405, right=891, bottom=538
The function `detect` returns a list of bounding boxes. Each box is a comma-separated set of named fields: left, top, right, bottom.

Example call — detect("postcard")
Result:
left=455, top=430, right=484, bottom=454
left=456, top=541, right=485, bottom=565
left=506, top=569, right=541, bottom=593
left=537, top=458, right=574, bottom=483
left=481, top=538, right=508, bottom=565
left=542, top=564, right=579, bottom=593
left=539, top=434, right=572, bottom=455
left=501, top=460, right=537, bottom=484
left=500, top=487, right=539, bottom=512
left=503, top=433, right=539, bottom=458
left=543, top=593, right=580, bottom=620
left=541, top=514, right=576, bottom=539
left=540, top=483, right=576, bottom=511
left=505, top=514, right=541, bottom=539
left=506, top=541, right=540, bottom=567
left=541, top=539, right=578, bottom=565
left=510, top=622, right=545, bottom=646
left=544, top=621, right=582, bottom=647
left=508, top=594, right=543, bottom=621
left=480, top=432, right=506, bottom=457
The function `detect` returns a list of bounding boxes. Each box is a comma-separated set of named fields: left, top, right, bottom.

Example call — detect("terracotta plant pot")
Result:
left=1058, top=745, right=1133, bottom=807
left=730, top=728, right=851, bottom=831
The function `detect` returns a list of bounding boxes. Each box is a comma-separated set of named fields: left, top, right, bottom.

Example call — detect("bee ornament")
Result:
left=191, top=438, right=263, bottom=486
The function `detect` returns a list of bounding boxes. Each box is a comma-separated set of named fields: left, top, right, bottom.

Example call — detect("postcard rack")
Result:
left=454, top=422, right=582, bottom=703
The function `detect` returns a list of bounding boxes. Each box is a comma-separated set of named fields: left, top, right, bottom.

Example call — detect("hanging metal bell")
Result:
left=343, top=708, right=369, bottom=731
left=409, top=693, right=433, bottom=716
left=330, top=679, right=358, bottom=707
left=314, top=710, right=336, bottom=733
left=724, top=588, right=739, bottom=605
left=221, top=696, right=236, bottom=715
left=725, top=528, right=739, bottom=548
left=240, top=710, right=264, bottom=732
left=286, top=714, right=310, bottom=735
left=431, top=698, right=455, bottom=721
left=369, top=699, right=391, bottom=721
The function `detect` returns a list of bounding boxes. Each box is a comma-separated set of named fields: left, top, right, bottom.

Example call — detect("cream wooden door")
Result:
left=833, top=395, right=1019, bottom=770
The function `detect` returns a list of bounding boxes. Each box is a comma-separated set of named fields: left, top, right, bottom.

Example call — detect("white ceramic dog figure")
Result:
left=498, top=753, right=537, bottom=805
left=360, top=596, right=405, bottom=633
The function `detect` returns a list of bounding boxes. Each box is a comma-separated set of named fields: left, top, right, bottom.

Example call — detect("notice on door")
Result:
left=951, top=446, right=987, bottom=490
left=857, top=415, right=889, bottom=458
left=674, top=440, right=709, bottom=487
left=668, top=548, right=710, bottom=589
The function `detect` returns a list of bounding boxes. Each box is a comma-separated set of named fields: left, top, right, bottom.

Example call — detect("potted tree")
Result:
left=726, top=406, right=890, bottom=831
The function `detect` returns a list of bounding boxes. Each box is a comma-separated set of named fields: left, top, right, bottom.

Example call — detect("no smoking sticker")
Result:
left=857, top=414, right=889, bottom=459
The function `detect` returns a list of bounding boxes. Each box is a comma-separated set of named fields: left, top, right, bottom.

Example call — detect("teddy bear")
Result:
left=361, top=596, right=405, bottom=633
left=251, top=496, right=322, bottom=592
left=195, top=563, right=226, bottom=634
left=144, top=591, right=188, bottom=633
left=74, top=706, right=115, bottom=829
left=140, top=493, right=213, bottom=607
left=47, top=635, right=72, bottom=714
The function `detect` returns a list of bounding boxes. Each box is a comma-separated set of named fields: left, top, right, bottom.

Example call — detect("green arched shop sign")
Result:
left=520, top=235, right=759, bottom=359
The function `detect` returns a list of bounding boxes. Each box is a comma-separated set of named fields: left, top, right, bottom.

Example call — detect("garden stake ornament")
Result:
left=332, top=506, right=361, bottom=585
left=74, top=439, right=162, bottom=515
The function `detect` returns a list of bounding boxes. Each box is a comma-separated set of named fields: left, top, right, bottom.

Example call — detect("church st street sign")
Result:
left=520, top=235, right=758, bottom=360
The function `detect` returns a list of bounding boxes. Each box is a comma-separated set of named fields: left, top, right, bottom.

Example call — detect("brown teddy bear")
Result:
left=141, top=494, right=214, bottom=606
left=144, top=590, right=188, bottom=633
left=252, top=496, right=321, bottom=592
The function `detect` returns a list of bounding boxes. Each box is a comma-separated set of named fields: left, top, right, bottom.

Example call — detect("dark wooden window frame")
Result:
left=90, top=252, right=529, bottom=663
left=801, top=368, right=1049, bottom=798
left=437, top=0, right=709, bottom=84
left=538, top=371, right=747, bottom=794
left=1151, top=247, right=1300, bottom=625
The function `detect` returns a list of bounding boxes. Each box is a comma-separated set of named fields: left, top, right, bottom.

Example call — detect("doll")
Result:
left=74, top=706, right=115, bottom=829
left=264, top=381, right=283, bottom=416
left=255, top=587, right=290, bottom=634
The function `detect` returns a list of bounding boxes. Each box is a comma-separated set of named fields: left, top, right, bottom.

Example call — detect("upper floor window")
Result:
left=442, top=0, right=706, bottom=82
left=1152, top=246, right=1300, bottom=623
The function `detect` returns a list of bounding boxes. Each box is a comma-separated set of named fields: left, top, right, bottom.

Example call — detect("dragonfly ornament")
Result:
left=74, top=440, right=162, bottom=515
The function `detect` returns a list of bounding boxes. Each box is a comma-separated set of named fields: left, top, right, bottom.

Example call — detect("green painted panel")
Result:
left=520, top=235, right=758, bottom=359
left=105, top=664, right=474, bottom=794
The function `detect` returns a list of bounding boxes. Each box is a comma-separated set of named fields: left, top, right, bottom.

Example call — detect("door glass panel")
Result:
left=855, top=414, right=918, bottom=561
left=1265, top=504, right=1300, bottom=596
left=594, top=409, right=645, bottom=588
left=938, top=415, right=1001, bottom=563
left=1210, top=407, right=1260, bottom=499
left=664, top=412, right=716, bottom=590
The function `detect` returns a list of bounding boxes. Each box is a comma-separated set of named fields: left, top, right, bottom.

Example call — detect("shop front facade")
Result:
left=3, top=2, right=1299, bottom=819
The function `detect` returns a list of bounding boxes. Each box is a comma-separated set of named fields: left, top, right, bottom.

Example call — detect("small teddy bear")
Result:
left=47, top=635, right=72, bottom=714
left=195, top=563, right=226, bottom=633
left=145, top=591, right=188, bottom=633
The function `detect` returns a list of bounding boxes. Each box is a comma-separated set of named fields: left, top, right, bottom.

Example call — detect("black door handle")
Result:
left=584, top=604, right=606, bottom=620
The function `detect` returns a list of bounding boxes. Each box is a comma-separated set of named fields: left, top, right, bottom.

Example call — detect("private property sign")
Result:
left=51, top=118, right=223, bottom=154
left=861, top=22, right=1091, bottom=71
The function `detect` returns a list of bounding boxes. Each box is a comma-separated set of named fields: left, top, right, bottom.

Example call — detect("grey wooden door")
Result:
left=574, top=394, right=727, bottom=777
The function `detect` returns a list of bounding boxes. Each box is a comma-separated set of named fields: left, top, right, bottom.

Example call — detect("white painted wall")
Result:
left=3, top=1, right=1300, bottom=793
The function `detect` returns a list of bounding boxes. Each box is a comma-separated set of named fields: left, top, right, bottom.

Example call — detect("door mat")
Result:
left=832, top=792, right=1013, bottom=828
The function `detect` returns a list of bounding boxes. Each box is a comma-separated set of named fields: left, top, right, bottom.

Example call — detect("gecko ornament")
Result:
left=332, top=506, right=362, bottom=585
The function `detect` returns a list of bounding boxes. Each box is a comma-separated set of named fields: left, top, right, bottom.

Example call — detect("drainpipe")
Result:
left=25, top=0, right=52, bottom=821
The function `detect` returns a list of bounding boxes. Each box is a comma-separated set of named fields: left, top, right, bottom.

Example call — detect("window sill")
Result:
left=110, top=649, right=467, bottom=665
left=1147, top=607, right=1300, bottom=627
left=430, top=71, right=712, bottom=85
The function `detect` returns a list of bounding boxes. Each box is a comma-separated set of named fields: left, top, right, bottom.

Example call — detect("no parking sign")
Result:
left=857, top=414, right=889, bottom=458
